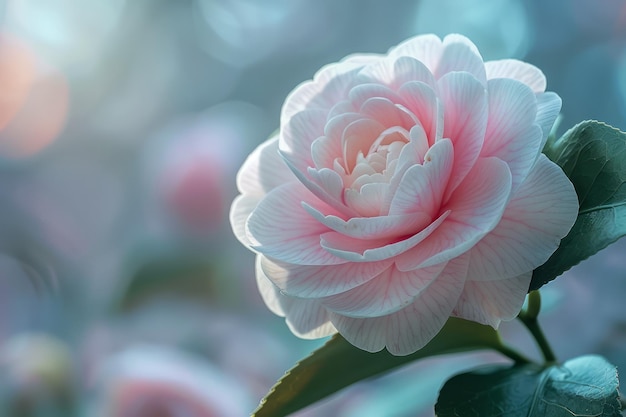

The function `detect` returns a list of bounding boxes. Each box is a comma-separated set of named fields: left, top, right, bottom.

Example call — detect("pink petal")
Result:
left=359, top=97, right=417, bottom=131
left=381, top=125, right=429, bottom=213
left=260, top=255, right=393, bottom=298
left=358, top=55, right=436, bottom=90
left=236, top=135, right=296, bottom=196
left=435, top=34, right=486, bottom=83
left=246, top=183, right=347, bottom=265
left=344, top=182, right=387, bottom=217
left=320, top=263, right=446, bottom=318
left=398, top=81, right=442, bottom=146
left=452, top=272, right=531, bottom=327
left=437, top=71, right=488, bottom=201
left=388, top=34, right=443, bottom=76
left=342, top=118, right=386, bottom=172
left=281, top=156, right=360, bottom=218
left=466, top=154, right=578, bottom=281
left=327, top=100, right=357, bottom=119
left=347, top=83, right=404, bottom=111
left=485, top=59, right=547, bottom=93
left=329, top=253, right=469, bottom=355
left=321, top=210, right=450, bottom=262
left=389, top=138, right=454, bottom=217
left=395, top=157, right=512, bottom=271
left=310, top=112, right=362, bottom=169
left=380, top=124, right=432, bottom=213
left=256, top=257, right=337, bottom=338
left=279, top=109, right=327, bottom=173
left=483, top=78, right=542, bottom=191
left=303, top=202, right=431, bottom=239
left=307, top=167, right=345, bottom=204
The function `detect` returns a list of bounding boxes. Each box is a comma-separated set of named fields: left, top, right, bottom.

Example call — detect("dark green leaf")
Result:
left=436, top=354, right=621, bottom=417
left=531, top=120, right=626, bottom=290
left=253, top=317, right=504, bottom=417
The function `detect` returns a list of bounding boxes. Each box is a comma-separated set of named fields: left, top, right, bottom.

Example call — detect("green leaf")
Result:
left=435, top=354, right=621, bottom=417
left=114, top=251, right=218, bottom=312
left=531, top=120, right=626, bottom=290
left=253, top=317, right=506, bottom=417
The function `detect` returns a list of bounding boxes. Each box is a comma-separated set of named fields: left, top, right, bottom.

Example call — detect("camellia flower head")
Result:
left=230, top=34, right=578, bottom=355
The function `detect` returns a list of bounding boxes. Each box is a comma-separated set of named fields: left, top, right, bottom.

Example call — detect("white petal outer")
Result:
left=535, top=92, right=562, bottom=148
left=453, top=272, right=531, bottom=328
left=284, top=299, right=338, bottom=339
left=395, top=157, right=512, bottom=271
left=389, top=138, right=454, bottom=217
left=485, top=59, right=547, bottom=93
left=246, top=182, right=347, bottom=266
left=260, top=255, right=393, bottom=298
left=358, top=55, right=437, bottom=90
left=256, top=256, right=337, bottom=339
left=231, top=136, right=297, bottom=247
left=236, top=135, right=296, bottom=196
left=436, top=34, right=486, bottom=84
left=230, top=195, right=261, bottom=247
left=279, top=109, right=327, bottom=173
left=330, top=253, right=469, bottom=355
left=437, top=71, right=488, bottom=202
left=281, top=58, right=373, bottom=123
left=256, top=255, right=289, bottom=316
left=320, top=263, right=446, bottom=318
left=482, top=78, right=542, bottom=192
left=466, top=154, right=578, bottom=281
left=388, top=34, right=443, bottom=75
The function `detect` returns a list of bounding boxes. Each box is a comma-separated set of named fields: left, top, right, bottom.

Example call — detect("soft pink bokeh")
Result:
left=92, top=346, right=252, bottom=417
left=231, top=34, right=579, bottom=355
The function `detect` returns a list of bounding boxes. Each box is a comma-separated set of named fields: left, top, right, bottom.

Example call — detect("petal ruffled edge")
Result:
left=395, top=157, right=512, bottom=271
left=329, top=253, right=469, bottom=355
left=485, top=59, right=547, bottom=93
left=246, top=182, right=347, bottom=266
left=236, top=135, right=296, bottom=196
left=452, top=272, right=531, bottom=328
left=256, top=255, right=337, bottom=339
left=466, top=154, right=578, bottom=281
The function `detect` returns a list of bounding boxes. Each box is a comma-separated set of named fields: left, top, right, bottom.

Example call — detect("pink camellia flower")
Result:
left=230, top=34, right=579, bottom=355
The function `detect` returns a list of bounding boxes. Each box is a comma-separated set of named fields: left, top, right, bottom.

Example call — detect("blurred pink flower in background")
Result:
left=231, top=33, right=579, bottom=355
left=144, top=101, right=269, bottom=241
left=91, top=345, right=252, bottom=417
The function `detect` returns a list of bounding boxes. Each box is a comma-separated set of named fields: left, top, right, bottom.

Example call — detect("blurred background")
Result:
left=0, top=0, right=624, bottom=416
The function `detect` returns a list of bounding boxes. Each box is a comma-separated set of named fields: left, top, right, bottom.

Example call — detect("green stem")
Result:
left=493, top=343, right=533, bottom=365
left=518, top=291, right=557, bottom=364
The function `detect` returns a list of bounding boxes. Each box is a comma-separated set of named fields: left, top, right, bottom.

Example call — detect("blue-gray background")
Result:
left=0, top=0, right=624, bottom=416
